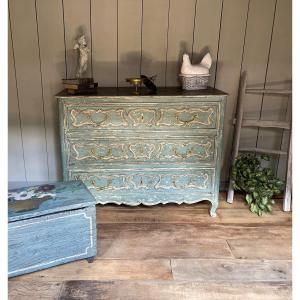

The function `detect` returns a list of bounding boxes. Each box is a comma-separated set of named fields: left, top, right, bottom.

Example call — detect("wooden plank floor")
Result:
left=9, top=193, right=292, bottom=300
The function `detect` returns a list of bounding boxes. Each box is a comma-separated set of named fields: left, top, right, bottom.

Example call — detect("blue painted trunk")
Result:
left=8, top=181, right=97, bottom=277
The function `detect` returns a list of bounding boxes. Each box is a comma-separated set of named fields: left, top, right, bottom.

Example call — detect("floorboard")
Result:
left=98, top=223, right=292, bottom=241
left=97, top=207, right=291, bottom=225
left=8, top=280, right=63, bottom=300
left=171, top=259, right=291, bottom=282
left=11, top=259, right=172, bottom=281
left=8, top=194, right=292, bottom=299
left=58, top=280, right=292, bottom=300
left=227, top=239, right=292, bottom=260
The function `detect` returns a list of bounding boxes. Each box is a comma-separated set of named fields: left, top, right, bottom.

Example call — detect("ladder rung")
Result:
left=242, top=119, right=291, bottom=129
left=246, top=88, right=292, bottom=95
left=239, top=147, right=287, bottom=155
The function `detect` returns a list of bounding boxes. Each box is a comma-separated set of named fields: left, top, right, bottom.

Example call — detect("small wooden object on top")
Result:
left=227, top=72, right=292, bottom=211
left=8, top=181, right=97, bottom=278
left=62, top=78, right=98, bottom=95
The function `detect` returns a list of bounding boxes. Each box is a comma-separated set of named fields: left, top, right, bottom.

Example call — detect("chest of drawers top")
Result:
left=57, top=86, right=227, bottom=98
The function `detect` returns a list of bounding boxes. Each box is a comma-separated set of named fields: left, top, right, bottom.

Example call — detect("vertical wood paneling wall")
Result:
left=8, top=0, right=292, bottom=188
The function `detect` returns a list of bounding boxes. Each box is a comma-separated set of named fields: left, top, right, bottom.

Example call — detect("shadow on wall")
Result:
left=92, top=41, right=218, bottom=87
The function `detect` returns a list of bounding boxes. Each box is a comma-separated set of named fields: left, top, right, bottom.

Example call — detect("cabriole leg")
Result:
left=209, top=201, right=218, bottom=217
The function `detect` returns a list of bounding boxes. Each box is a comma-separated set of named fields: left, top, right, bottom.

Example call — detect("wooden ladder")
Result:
left=227, top=71, right=292, bottom=211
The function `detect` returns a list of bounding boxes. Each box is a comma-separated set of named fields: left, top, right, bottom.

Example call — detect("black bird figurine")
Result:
left=141, top=75, right=157, bottom=94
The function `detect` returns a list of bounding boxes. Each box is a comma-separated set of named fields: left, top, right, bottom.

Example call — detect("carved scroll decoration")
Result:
left=72, top=143, right=129, bottom=161
left=127, top=108, right=157, bottom=127
left=70, top=139, right=214, bottom=162
left=72, top=172, right=210, bottom=191
left=70, top=108, right=128, bottom=128
left=128, top=143, right=156, bottom=159
left=158, top=141, right=213, bottom=160
left=69, top=106, right=216, bottom=128
left=156, top=107, right=215, bottom=127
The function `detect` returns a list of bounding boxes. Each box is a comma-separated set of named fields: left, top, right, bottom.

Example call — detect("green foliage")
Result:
left=232, top=153, right=284, bottom=216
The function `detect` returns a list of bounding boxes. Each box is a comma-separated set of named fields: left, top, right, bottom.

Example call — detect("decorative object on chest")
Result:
left=126, top=75, right=157, bottom=94
left=180, top=52, right=212, bottom=90
left=57, top=87, right=227, bottom=216
left=8, top=181, right=97, bottom=278
left=62, top=35, right=98, bottom=95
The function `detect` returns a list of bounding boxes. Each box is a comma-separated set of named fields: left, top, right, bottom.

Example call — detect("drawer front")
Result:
left=66, top=136, right=216, bottom=166
left=69, top=168, right=215, bottom=205
left=63, top=102, right=221, bottom=131
left=8, top=206, right=96, bottom=277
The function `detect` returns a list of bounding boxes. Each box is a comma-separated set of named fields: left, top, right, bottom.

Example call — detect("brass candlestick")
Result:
left=126, top=78, right=144, bottom=94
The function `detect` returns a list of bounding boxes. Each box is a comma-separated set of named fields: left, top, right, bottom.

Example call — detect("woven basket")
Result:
left=179, top=74, right=210, bottom=90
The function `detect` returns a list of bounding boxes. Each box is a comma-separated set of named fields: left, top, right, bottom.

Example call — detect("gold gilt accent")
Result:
left=130, top=174, right=161, bottom=189
left=72, top=143, right=129, bottom=161
left=128, top=143, right=156, bottom=159
left=70, top=108, right=128, bottom=128
left=128, top=108, right=157, bottom=126
left=70, top=140, right=213, bottom=162
left=69, top=107, right=216, bottom=128
left=159, top=141, right=213, bottom=160
left=157, top=174, right=209, bottom=190
left=72, top=173, right=210, bottom=191
left=74, top=175, right=129, bottom=191
left=156, top=107, right=215, bottom=127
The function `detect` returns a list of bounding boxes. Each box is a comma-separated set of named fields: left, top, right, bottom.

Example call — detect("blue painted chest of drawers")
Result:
left=57, top=87, right=227, bottom=216
left=8, top=181, right=97, bottom=277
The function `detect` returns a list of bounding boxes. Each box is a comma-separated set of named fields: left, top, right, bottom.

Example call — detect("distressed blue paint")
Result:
left=57, top=87, right=227, bottom=216
left=8, top=181, right=95, bottom=222
left=8, top=181, right=97, bottom=278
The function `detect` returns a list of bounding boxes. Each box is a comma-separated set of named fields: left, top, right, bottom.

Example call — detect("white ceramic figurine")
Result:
left=74, top=35, right=89, bottom=78
left=181, top=52, right=212, bottom=75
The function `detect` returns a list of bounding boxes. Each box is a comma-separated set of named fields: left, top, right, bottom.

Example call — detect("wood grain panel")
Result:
left=97, top=206, right=291, bottom=225
left=63, top=0, right=92, bottom=78
left=91, top=0, right=117, bottom=86
left=99, top=235, right=232, bottom=259
left=172, top=259, right=291, bottom=281
left=165, top=0, right=196, bottom=86
left=218, top=208, right=291, bottom=225
left=13, top=259, right=172, bottom=281
left=36, top=0, right=66, bottom=180
left=8, top=19, right=26, bottom=183
left=239, top=0, right=276, bottom=151
left=256, top=0, right=292, bottom=178
left=214, top=0, right=249, bottom=182
left=9, top=0, right=48, bottom=182
left=8, top=280, right=63, bottom=300
left=59, top=280, right=291, bottom=300
left=8, top=200, right=292, bottom=299
left=227, top=239, right=292, bottom=259
left=141, top=0, right=169, bottom=86
left=99, top=224, right=291, bottom=244
left=98, top=223, right=290, bottom=259
left=118, top=0, right=142, bottom=86
left=192, top=0, right=223, bottom=86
